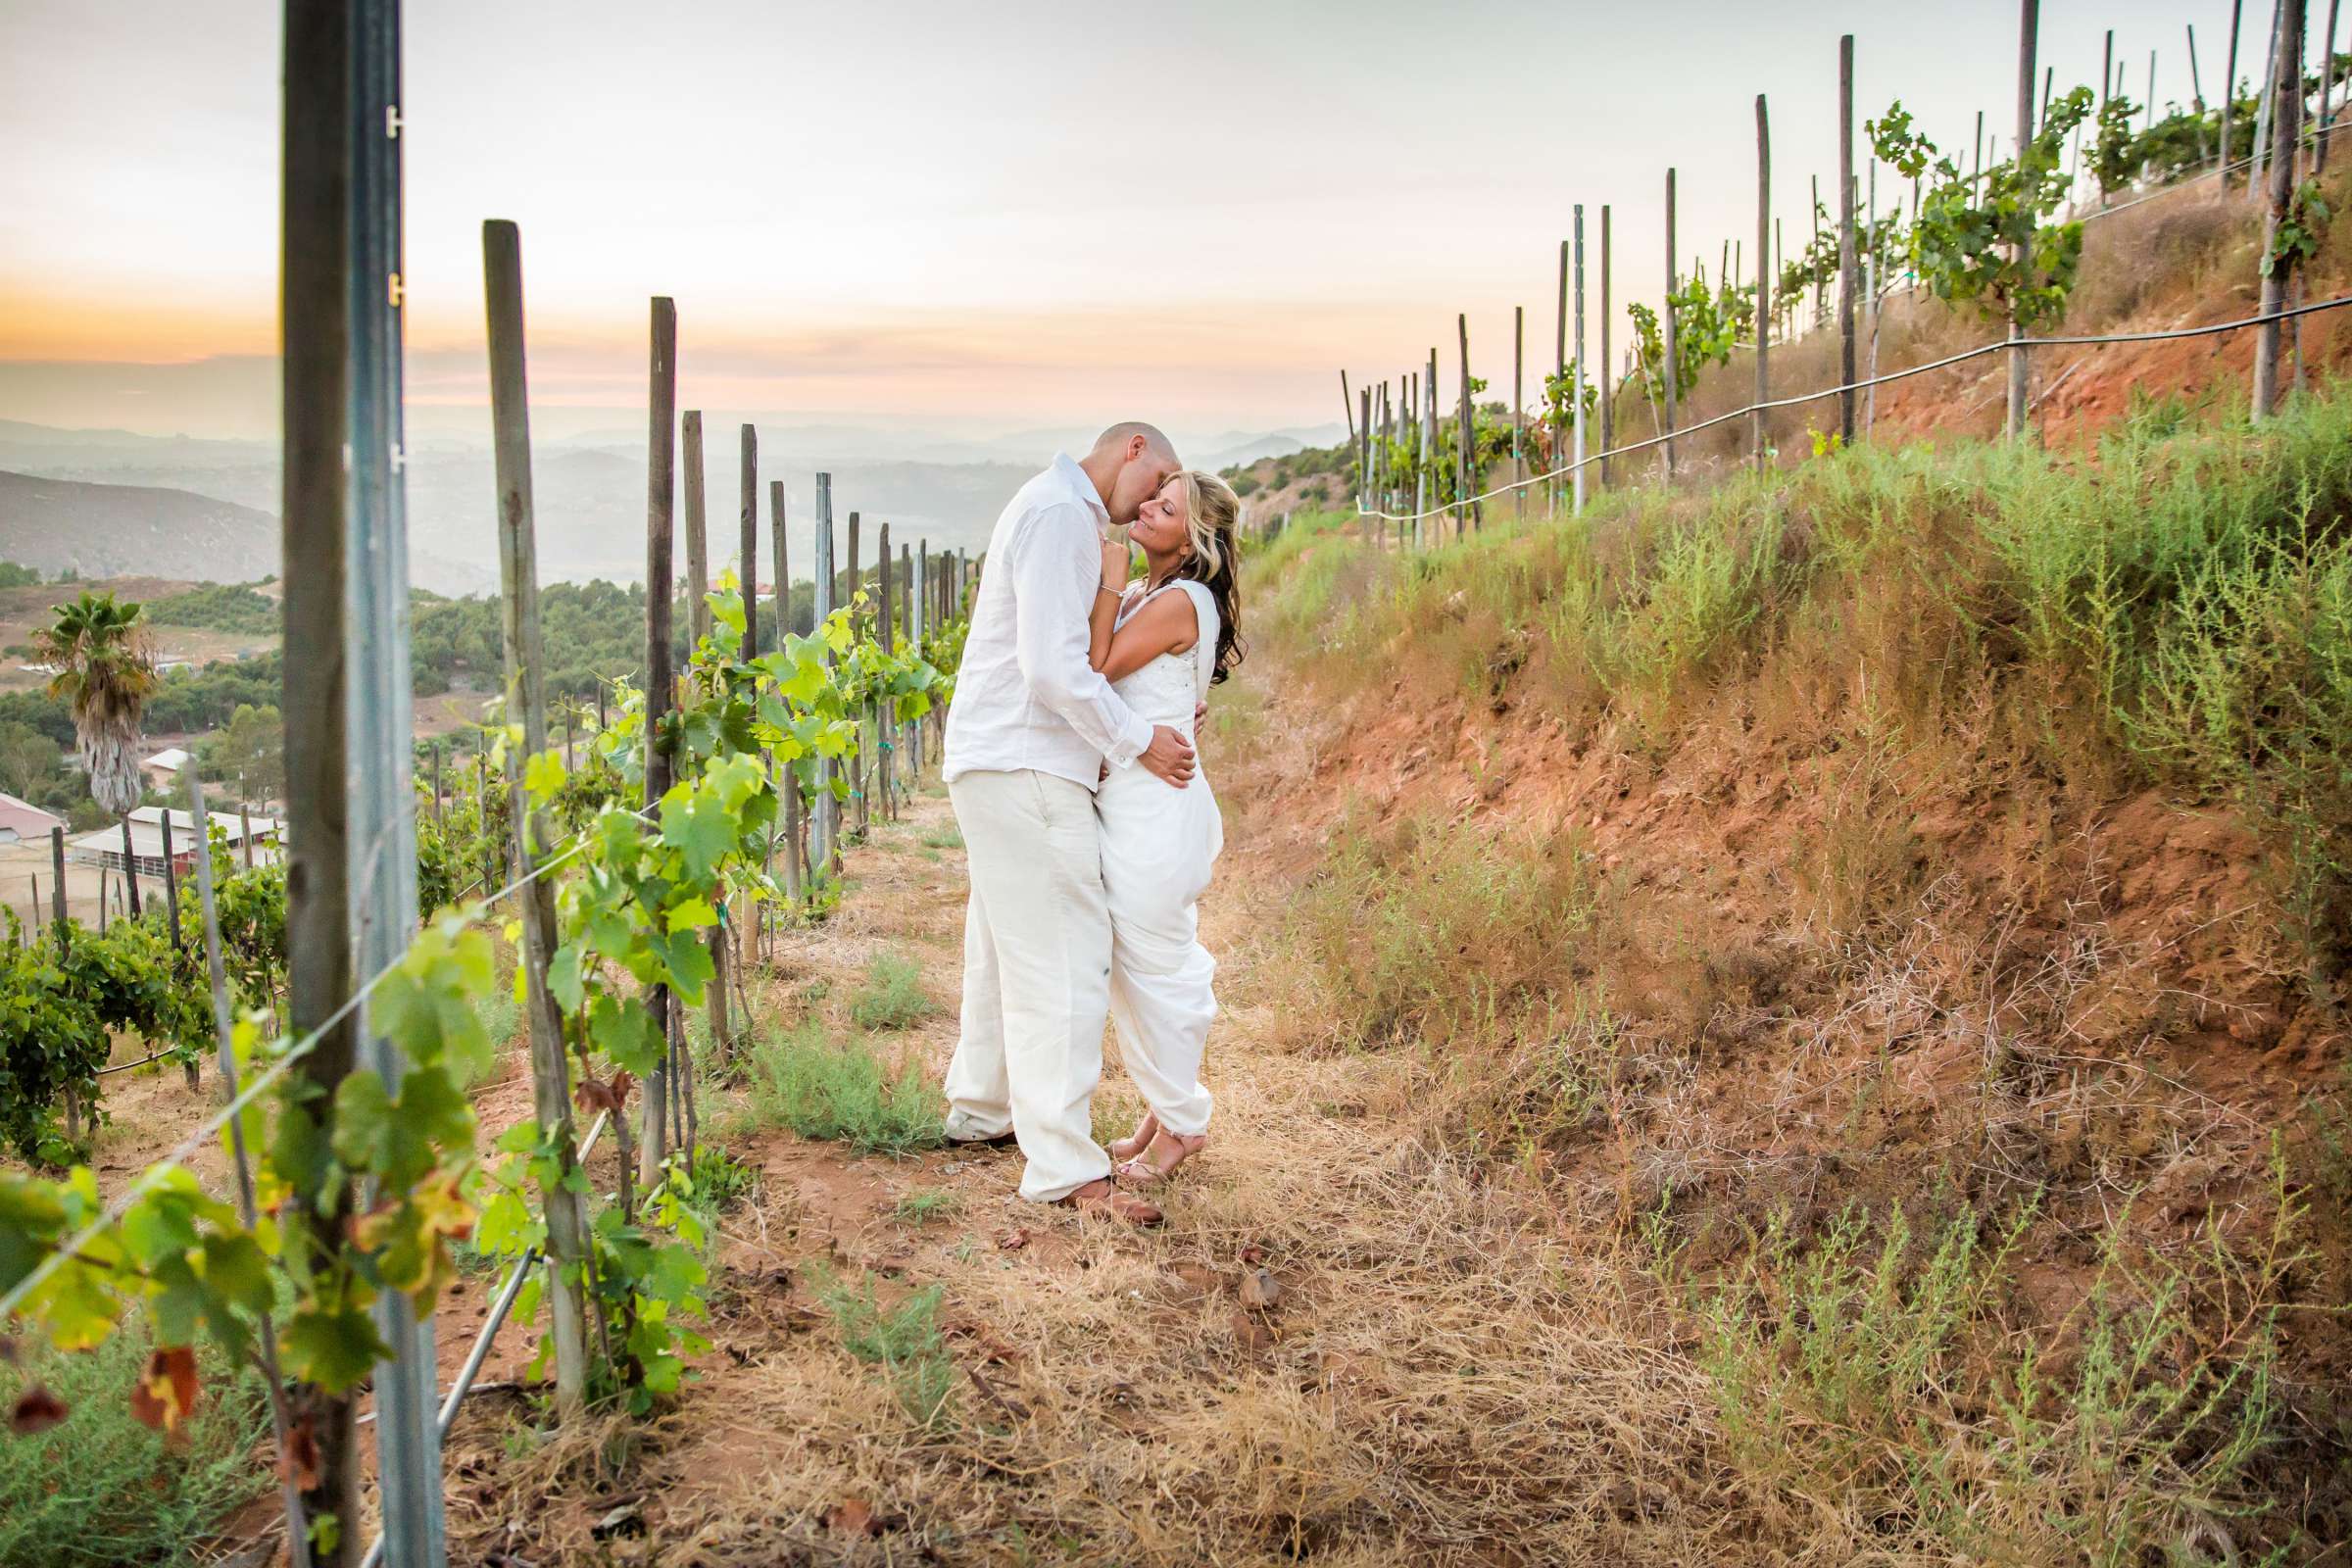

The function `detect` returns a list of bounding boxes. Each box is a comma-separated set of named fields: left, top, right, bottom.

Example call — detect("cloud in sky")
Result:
left=0, top=0, right=2246, bottom=440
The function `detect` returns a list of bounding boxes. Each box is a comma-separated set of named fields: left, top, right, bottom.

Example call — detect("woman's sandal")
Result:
left=1107, top=1109, right=1159, bottom=1162
left=1114, top=1128, right=1206, bottom=1187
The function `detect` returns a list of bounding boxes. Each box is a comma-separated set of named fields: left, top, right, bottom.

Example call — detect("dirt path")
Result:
left=424, top=774, right=1734, bottom=1567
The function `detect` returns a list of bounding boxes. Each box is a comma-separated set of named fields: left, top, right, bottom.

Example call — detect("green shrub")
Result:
left=1684, top=1193, right=2290, bottom=1564
left=814, top=1268, right=955, bottom=1428
left=743, top=1021, right=943, bottom=1155
left=849, top=952, right=935, bottom=1031
left=0, top=1324, right=270, bottom=1567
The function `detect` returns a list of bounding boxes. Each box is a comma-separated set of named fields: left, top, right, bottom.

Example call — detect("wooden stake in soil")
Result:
left=640, top=294, right=678, bottom=1190
left=877, top=518, right=894, bottom=819
left=682, top=410, right=711, bottom=646
left=2008, top=0, right=2039, bottom=439
left=483, top=218, right=594, bottom=1412
left=185, top=769, right=312, bottom=1568
left=1512, top=304, right=1524, bottom=519
left=1754, top=93, right=1771, bottom=469
left=2321, top=0, right=2343, bottom=172
left=740, top=423, right=759, bottom=660
left=1599, top=205, right=1613, bottom=488
left=812, top=473, right=839, bottom=880
left=48, top=827, right=65, bottom=953
left=1838, top=33, right=1859, bottom=445
left=2225, top=0, right=2244, bottom=179
left=120, top=815, right=140, bottom=917
left=1573, top=207, right=1588, bottom=513
left=280, top=0, right=365, bottom=1542
left=1455, top=314, right=1475, bottom=533
left=2254, top=0, right=2309, bottom=418
left=771, top=477, right=804, bottom=909
left=1662, top=167, right=1679, bottom=475
left=1553, top=240, right=1567, bottom=515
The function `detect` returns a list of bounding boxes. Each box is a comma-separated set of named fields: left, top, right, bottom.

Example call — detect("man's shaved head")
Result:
left=1082, top=421, right=1183, bottom=526
left=1091, top=420, right=1177, bottom=465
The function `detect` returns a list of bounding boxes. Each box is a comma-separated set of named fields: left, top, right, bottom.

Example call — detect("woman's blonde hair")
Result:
left=1171, top=468, right=1246, bottom=684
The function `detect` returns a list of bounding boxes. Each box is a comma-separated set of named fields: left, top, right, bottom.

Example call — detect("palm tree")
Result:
left=37, top=591, right=159, bottom=904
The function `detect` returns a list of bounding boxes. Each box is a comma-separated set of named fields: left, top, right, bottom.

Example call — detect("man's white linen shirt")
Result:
left=942, top=454, right=1153, bottom=790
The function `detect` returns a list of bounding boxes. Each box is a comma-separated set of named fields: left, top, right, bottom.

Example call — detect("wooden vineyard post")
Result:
left=281, top=0, right=365, bottom=1544
left=2009, top=0, right=2039, bottom=439
left=811, top=473, right=839, bottom=881
left=899, top=541, right=913, bottom=783
left=1358, top=388, right=1373, bottom=540
left=1573, top=207, right=1589, bottom=514
left=1755, top=94, right=1772, bottom=469
left=481, top=217, right=592, bottom=1412
left=1423, top=346, right=1439, bottom=549
left=48, top=827, right=65, bottom=950
left=240, top=794, right=255, bottom=868
left=186, top=770, right=313, bottom=1568
left=2254, top=0, right=2307, bottom=418
left=877, top=518, right=894, bottom=821
left=1599, top=205, right=1613, bottom=489
left=640, top=294, right=678, bottom=1190
left=770, top=476, right=803, bottom=916
left=847, top=511, right=867, bottom=836
left=740, top=424, right=759, bottom=660
left=682, top=411, right=711, bottom=645
left=28, top=874, right=39, bottom=934
left=1418, top=353, right=1434, bottom=540
left=158, top=808, right=197, bottom=1090
left=429, top=743, right=442, bottom=828
left=1455, top=314, right=1474, bottom=533
left=1512, top=304, right=1524, bottom=520
left=2321, top=0, right=2343, bottom=172
left=1838, top=33, right=1858, bottom=446
left=2225, top=0, right=2244, bottom=180
left=1552, top=242, right=1567, bottom=516
left=1340, top=368, right=1356, bottom=505
left=1662, top=168, right=1678, bottom=476
left=120, top=815, right=140, bottom=917
left=158, top=809, right=182, bottom=949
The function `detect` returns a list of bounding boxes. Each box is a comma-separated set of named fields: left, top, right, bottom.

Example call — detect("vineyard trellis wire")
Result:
left=1338, top=4, right=2350, bottom=536
left=1349, top=290, right=2352, bottom=526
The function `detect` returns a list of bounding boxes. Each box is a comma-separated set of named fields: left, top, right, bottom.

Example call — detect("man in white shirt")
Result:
left=941, top=422, right=1197, bottom=1225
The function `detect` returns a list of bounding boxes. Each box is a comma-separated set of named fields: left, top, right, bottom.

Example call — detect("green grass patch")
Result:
left=849, top=951, right=936, bottom=1031
left=0, top=1325, right=271, bottom=1568
left=918, top=825, right=963, bottom=851
left=892, top=1187, right=961, bottom=1225
left=814, top=1268, right=956, bottom=1428
left=1676, top=1190, right=2292, bottom=1564
left=742, top=1021, right=943, bottom=1155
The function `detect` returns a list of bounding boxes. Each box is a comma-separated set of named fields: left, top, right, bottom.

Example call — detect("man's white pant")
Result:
left=942, top=769, right=1112, bottom=1201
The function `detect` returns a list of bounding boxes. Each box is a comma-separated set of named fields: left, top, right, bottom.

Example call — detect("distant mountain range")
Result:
left=0, top=416, right=1344, bottom=593
left=0, top=468, right=280, bottom=583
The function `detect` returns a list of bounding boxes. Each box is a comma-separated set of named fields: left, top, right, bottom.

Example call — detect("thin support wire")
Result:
left=1355, top=292, right=2352, bottom=525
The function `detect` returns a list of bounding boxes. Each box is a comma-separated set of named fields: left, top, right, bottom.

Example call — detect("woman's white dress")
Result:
left=1095, top=579, right=1223, bottom=1137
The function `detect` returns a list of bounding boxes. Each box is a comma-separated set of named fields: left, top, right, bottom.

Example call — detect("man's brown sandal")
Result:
left=1056, top=1177, right=1163, bottom=1226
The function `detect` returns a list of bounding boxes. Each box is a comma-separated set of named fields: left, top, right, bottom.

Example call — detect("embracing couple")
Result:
left=938, top=422, right=1245, bottom=1227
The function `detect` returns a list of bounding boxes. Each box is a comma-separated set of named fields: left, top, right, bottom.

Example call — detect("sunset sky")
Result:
left=0, top=0, right=2259, bottom=443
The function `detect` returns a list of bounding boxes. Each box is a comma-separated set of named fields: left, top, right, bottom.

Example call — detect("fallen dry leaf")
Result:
left=1230, top=1310, right=1275, bottom=1351
left=826, top=1495, right=882, bottom=1537
left=996, top=1227, right=1032, bottom=1251
left=9, top=1385, right=68, bottom=1434
left=128, top=1346, right=199, bottom=1433
left=280, top=1411, right=323, bottom=1491
left=1239, top=1267, right=1283, bottom=1310
left=1239, top=1243, right=1266, bottom=1266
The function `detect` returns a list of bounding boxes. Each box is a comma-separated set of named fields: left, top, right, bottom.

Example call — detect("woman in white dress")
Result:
left=1086, top=468, right=1245, bottom=1186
